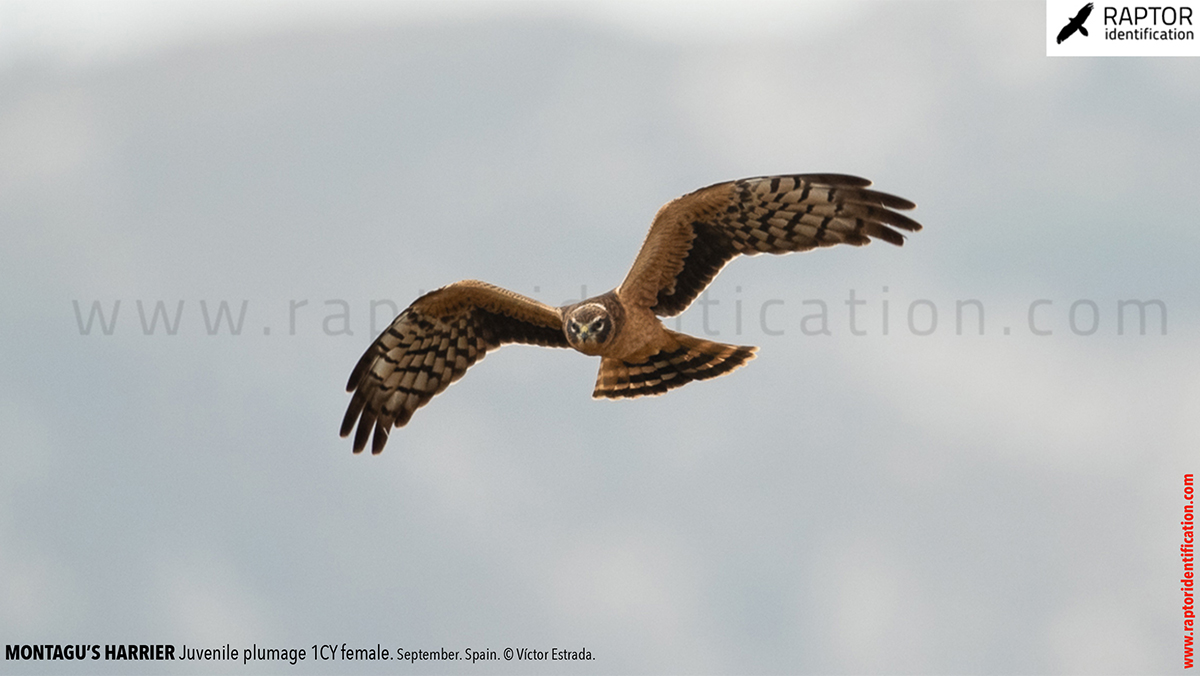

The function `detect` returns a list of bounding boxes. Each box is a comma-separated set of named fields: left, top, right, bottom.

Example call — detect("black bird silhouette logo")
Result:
left=1057, top=2, right=1094, bottom=43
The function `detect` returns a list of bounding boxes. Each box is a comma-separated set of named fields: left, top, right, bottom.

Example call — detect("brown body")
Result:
left=342, top=174, right=922, bottom=453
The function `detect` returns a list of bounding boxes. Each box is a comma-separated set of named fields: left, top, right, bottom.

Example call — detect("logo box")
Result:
left=1047, top=0, right=1200, bottom=56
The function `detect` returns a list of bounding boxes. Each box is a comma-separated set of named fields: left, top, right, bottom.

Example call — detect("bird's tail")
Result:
left=592, top=330, right=756, bottom=399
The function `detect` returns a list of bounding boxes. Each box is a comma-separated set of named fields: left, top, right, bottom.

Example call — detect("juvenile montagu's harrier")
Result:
left=341, top=174, right=921, bottom=453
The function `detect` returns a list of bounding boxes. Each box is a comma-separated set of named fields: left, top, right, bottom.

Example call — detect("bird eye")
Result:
left=569, top=321, right=580, bottom=333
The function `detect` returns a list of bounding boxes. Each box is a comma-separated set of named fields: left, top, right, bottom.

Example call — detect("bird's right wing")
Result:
left=341, top=280, right=568, bottom=454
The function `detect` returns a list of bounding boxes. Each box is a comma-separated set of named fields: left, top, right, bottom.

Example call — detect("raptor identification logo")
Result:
left=1046, top=0, right=1200, bottom=55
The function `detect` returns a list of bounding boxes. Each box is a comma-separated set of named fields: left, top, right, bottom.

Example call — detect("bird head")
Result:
left=564, top=303, right=613, bottom=353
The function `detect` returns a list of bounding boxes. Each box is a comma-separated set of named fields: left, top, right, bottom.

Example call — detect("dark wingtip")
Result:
left=870, top=226, right=906, bottom=247
left=884, top=210, right=923, bottom=233
left=371, top=421, right=389, bottom=455
left=352, top=409, right=376, bottom=453
left=855, top=187, right=917, bottom=211
left=340, top=390, right=367, bottom=438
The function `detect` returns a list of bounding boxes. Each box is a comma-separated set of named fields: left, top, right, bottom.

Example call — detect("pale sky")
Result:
left=0, top=1, right=859, bottom=67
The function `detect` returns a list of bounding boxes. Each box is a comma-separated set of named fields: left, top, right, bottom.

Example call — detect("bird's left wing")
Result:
left=617, top=174, right=922, bottom=317
left=341, top=280, right=568, bottom=454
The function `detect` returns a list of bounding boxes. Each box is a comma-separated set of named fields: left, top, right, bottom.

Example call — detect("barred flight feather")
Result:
left=341, top=282, right=568, bottom=454
left=647, top=174, right=920, bottom=316
left=592, top=331, right=756, bottom=399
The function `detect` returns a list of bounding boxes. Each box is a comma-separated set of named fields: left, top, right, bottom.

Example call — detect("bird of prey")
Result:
left=1057, top=2, right=1093, bottom=43
left=341, top=174, right=921, bottom=454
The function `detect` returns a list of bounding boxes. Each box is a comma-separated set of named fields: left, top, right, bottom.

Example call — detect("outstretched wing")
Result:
left=617, top=174, right=921, bottom=316
left=341, top=280, right=568, bottom=454
left=1058, top=2, right=1092, bottom=42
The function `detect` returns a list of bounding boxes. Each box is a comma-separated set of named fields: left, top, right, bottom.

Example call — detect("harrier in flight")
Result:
left=341, top=174, right=921, bottom=453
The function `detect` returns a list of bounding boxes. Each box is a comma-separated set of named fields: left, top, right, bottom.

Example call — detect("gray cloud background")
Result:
left=2, top=1, right=1197, bottom=673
